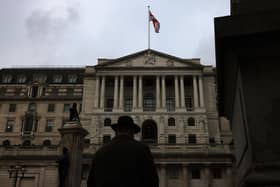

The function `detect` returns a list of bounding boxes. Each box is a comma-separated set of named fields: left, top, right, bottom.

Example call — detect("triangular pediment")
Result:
left=96, top=49, right=201, bottom=68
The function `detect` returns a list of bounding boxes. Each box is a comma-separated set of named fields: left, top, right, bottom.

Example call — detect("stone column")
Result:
left=159, top=164, right=167, bottom=187
left=133, top=76, right=137, bottom=109
left=180, top=75, right=185, bottom=108
left=100, top=76, right=106, bottom=109
left=198, top=76, right=205, bottom=108
left=138, top=76, right=143, bottom=109
left=182, top=164, right=189, bottom=187
left=58, top=121, right=89, bottom=187
left=94, top=76, right=100, bottom=108
left=113, top=76, right=119, bottom=110
left=119, top=76, right=124, bottom=110
left=156, top=76, right=161, bottom=110
left=193, top=76, right=199, bottom=110
left=175, top=76, right=180, bottom=109
left=161, top=76, right=166, bottom=108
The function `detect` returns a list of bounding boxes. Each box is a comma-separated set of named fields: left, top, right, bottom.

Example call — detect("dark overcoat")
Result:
left=87, top=135, right=159, bottom=187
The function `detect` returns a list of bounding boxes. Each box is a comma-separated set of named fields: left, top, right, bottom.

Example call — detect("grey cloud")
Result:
left=25, top=5, right=79, bottom=42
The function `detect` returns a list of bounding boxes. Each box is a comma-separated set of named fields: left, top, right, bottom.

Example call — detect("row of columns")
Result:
left=94, top=75, right=205, bottom=111
left=158, top=165, right=233, bottom=187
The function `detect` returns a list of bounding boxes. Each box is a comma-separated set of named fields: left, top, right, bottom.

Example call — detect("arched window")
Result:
left=142, top=120, right=157, bottom=144
left=43, top=140, right=51, bottom=146
left=3, top=140, right=10, bottom=146
left=168, top=118, right=176, bottom=126
left=104, top=118, right=111, bottom=127
left=143, top=93, right=155, bottom=111
left=22, top=140, right=31, bottom=147
left=188, top=117, right=195, bottom=126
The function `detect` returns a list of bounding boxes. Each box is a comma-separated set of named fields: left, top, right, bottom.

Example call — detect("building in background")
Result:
left=0, top=50, right=234, bottom=187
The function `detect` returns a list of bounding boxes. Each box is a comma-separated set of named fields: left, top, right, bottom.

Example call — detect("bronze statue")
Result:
left=69, top=103, right=80, bottom=122
left=57, top=147, right=69, bottom=187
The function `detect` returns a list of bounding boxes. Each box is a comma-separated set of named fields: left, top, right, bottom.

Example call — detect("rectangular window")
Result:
left=103, top=135, right=111, bottom=144
left=6, top=120, right=14, bottom=132
left=9, top=104, right=16, bottom=112
left=168, top=135, right=176, bottom=144
left=188, top=134, right=197, bottom=144
left=63, top=104, right=71, bottom=113
left=45, top=119, right=54, bottom=132
left=48, top=104, right=55, bottom=112
left=166, top=97, right=175, bottom=112
left=191, top=168, right=200, bottom=179
left=212, top=168, right=222, bottom=179
left=105, top=98, right=113, bottom=112
left=185, top=97, right=193, bottom=111
left=124, top=98, right=132, bottom=112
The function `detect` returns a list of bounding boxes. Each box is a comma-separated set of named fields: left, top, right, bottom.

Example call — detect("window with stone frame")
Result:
left=2, top=74, right=12, bottom=83
left=31, top=85, right=39, bottom=98
left=5, top=120, right=14, bottom=132
left=104, top=118, right=111, bottom=127
left=124, top=97, right=132, bottom=112
left=2, top=140, right=10, bottom=146
left=0, top=87, right=6, bottom=96
left=63, top=104, right=71, bottom=113
left=168, top=134, right=176, bottom=144
left=188, top=134, right=197, bottom=144
left=212, top=168, right=222, bottom=179
left=17, top=75, right=27, bottom=83
left=166, top=97, right=175, bottom=112
left=103, top=135, right=111, bottom=144
left=45, top=119, right=54, bottom=132
left=28, top=103, right=36, bottom=112
left=43, top=140, right=51, bottom=146
left=9, top=104, right=16, bottom=112
left=168, top=117, right=176, bottom=126
left=143, top=93, right=156, bottom=111
left=185, top=97, right=193, bottom=111
left=68, top=74, right=78, bottom=83
left=188, top=117, right=195, bottom=126
left=48, top=104, right=55, bottom=112
left=105, top=98, right=113, bottom=112
left=33, top=74, right=47, bottom=83
left=53, top=74, right=63, bottom=83
left=191, top=168, right=201, bottom=179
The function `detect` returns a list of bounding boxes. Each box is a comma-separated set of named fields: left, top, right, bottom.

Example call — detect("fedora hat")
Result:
left=111, top=116, right=140, bottom=134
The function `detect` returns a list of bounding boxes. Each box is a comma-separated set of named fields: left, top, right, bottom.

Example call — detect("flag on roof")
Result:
left=149, top=10, right=160, bottom=33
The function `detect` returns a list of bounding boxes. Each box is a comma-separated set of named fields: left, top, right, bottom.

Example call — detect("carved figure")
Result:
left=69, top=103, right=80, bottom=122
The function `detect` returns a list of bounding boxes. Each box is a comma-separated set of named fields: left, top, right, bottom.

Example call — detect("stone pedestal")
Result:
left=58, top=121, right=89, bottom=187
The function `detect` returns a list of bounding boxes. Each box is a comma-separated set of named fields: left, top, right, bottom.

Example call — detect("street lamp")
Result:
left=8, top=165, right=26, bottom=187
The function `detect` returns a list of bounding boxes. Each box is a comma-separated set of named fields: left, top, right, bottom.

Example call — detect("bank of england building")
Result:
left=0, top=49, right=234, bottom=187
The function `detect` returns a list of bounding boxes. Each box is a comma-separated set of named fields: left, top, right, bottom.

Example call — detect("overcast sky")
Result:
left=0, top=0, right=229, bottom=68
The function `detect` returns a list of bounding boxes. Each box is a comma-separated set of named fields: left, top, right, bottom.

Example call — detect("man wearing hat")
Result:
left=87, top=116, right=159, bottom=187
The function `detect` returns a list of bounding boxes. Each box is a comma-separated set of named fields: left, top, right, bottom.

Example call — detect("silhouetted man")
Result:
left=57, top=147, right=69, bottom=187
left=87, top=116, right=159, bottom=187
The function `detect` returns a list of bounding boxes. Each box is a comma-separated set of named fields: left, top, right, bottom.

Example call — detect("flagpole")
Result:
left=148, top=5, right=150, bottom=49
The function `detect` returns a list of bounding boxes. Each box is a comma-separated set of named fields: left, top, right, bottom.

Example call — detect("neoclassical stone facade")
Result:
left=0, top=50, right=234, bottom=187
left=81, top=49, right=234, bottom=187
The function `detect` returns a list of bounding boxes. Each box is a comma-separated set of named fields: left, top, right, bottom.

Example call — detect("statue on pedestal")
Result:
left=69, top=103, right=80, bottom=122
